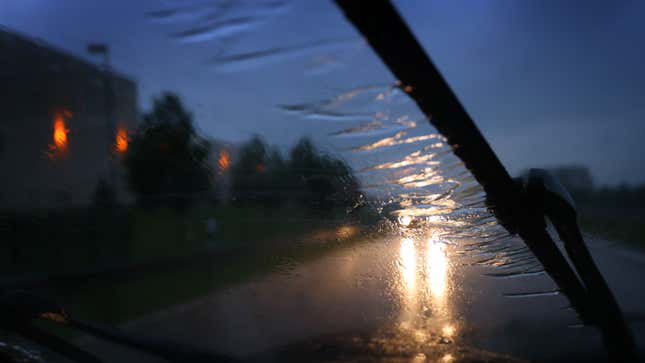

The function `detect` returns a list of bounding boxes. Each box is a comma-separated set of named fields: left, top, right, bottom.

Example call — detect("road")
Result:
left=79, top=234, right=645, bottom=362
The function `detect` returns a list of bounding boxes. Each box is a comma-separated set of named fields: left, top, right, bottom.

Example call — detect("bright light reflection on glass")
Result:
left=398, top=215, right=412, bottom=227
left=412, top=353, right=427, bottom=363
left=396, top=232, right=456, bottom=343
left=442, top=324, right=456, bottom=338
left=399, top=237, right=416, bottom=293
left=427, top=235, right=448, bottom=300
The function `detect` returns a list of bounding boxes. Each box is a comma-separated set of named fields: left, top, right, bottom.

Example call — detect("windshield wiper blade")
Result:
left=333, top=1, right=636, bottom=361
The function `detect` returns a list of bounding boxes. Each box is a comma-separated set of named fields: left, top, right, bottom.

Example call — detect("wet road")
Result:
left=81, top=234, right=645, bottom=362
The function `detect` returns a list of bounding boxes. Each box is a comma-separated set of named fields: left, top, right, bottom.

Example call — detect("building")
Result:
left=0, top=28, right=139, bottom=210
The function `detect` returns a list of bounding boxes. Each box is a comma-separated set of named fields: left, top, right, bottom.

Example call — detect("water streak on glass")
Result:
left=269, top=69, right=565, bottom=357
left=209, top=38, right=362, bottom=72
left=150, top=0, right=291, bottom=45
left=171, top=17, right=264, bottom=43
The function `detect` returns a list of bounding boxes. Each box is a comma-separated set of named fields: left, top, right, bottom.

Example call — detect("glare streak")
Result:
left=354, top=133, right=442, bottom=152
left=399, top=238, right=417, bottom=293
left=427, top=237, right=449, bottom=300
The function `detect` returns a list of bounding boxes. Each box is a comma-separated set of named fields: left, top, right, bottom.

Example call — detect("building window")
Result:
left=115, top=127, right=128, bottom=153
left=47, top=109, right=72, bottom=159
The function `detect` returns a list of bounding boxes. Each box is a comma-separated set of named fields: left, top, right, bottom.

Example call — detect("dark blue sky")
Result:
left=2, top=0, right=644, bottom=185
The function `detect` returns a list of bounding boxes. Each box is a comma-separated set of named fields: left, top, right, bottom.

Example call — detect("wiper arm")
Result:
left=333, top=1, right=636, bottom=362
left=0, top=291, right=239, bottom=363
left=10, top=323, right=104, bottom=363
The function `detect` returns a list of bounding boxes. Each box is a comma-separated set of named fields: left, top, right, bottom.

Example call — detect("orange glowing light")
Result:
left=52, top=112, right=70, bottom=149
left=218, top=149, right=230, bottom=172
left=47, top=110, right=72, bottom=159
left=115, top=127, right=128, bottom=153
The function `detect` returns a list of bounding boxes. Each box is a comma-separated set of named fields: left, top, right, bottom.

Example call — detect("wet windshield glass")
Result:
left=1, top=1, right=644, bottom=362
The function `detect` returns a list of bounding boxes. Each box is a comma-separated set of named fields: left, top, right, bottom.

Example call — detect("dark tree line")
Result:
left=230, top=136, right=362, bottom=209
left=521, top=165, right=645, bottom=209
left=122, top=92, right=362, bottom=211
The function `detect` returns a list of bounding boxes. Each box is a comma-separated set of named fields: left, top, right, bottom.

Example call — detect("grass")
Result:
left=570, top=188, right=645, bottom=249
left=578, top=210, right=645, bottom=249
left=1, top=204, right=365, bottom=274
left=0, top=209, right=132, bottom=276
left=57, top=233, right=367, bottom=325
left=0, top=204, right=375, bottom=325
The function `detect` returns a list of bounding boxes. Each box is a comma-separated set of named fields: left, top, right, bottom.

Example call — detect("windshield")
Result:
left=1, top=1, right=644, bottom=362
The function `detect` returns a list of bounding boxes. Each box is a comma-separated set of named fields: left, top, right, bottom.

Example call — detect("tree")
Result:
left=288, top=137, right=361, bottom=209
left=124, top=92, right=211, bottom=209
left=230, top=136, right=288, bottom=205
left=230, top=136, right=362, bottom=209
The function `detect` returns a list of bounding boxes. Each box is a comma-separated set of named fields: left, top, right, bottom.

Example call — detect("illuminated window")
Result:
left=218, top=149, right=230, bottom=172
left=115, top=127, right=128, bottom=153
left=52, top=110, right=70, bottom=149
left=47, top=109, right=72, bottom=159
